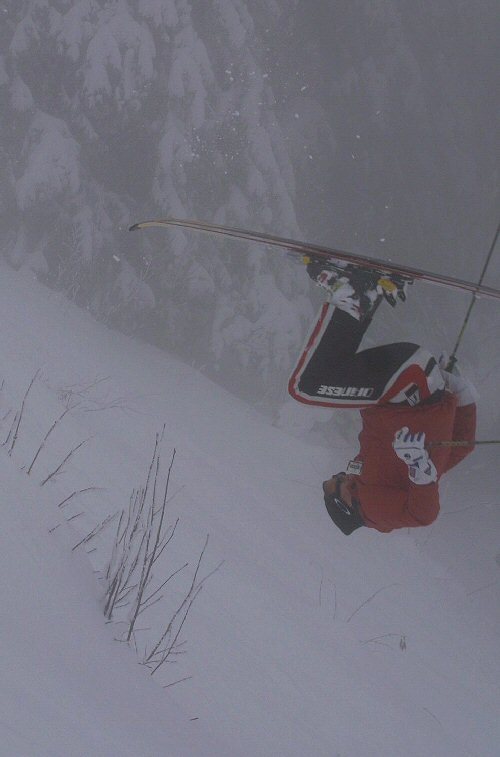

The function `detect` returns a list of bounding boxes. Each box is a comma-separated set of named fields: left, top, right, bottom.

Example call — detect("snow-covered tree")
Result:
left=1, top=1, right=497, bottom=416
left=1, top=0, right=318, bottom=404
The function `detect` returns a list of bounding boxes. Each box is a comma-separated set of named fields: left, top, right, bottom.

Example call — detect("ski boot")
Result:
left=303, top=255, right=410, bottom=321
left=377, top=274, right=410, bottom=306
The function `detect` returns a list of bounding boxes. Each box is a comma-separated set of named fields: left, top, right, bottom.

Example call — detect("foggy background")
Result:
left=1, top=0, right=498, bottom=431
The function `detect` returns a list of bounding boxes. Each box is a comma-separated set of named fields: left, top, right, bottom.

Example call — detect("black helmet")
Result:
left=322, top=472, right=364, bottom=535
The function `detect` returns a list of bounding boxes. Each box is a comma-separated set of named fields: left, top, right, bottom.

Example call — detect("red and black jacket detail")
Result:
left=352, top=394, right=476, bottom=533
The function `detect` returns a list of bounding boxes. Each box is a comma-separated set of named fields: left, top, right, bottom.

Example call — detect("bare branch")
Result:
left=72, top=512, right=119, bottom=551
left=41, top=437, right=92, bottom=486
left=162, top=676, right=193, bottom=689
left=27, top=407, right=71, bottom=475
left=8, top=369, right=41, bottom=456
left=57, top=487, right=105, bottom=509
left=346, top=583, right=400, bottom=624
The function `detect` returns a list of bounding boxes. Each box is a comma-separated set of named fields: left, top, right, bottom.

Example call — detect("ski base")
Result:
left=129, top=218, right=500, bottom=301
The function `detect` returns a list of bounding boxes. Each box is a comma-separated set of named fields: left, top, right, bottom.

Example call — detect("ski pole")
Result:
left=447, top=219, right=500, bottom=371
left=428, top=439, right=500, bottom=448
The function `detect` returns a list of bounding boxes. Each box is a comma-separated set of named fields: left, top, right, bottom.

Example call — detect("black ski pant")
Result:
left=289, top=304, right=443, bottom=408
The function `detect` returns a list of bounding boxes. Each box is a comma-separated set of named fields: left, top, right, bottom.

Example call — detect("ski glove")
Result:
left=438, top=354, right=479, bottom=407
left=393, top=427, right=438, bottom=486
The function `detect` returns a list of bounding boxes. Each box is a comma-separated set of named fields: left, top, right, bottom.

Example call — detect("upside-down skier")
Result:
left=289, top=262, right=478, bottom=535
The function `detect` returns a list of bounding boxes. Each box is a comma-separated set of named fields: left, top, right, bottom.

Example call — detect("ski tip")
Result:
left=129, top=221, right=166, bottom=232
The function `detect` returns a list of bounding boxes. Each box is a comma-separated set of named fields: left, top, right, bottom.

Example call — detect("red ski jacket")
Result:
left=352, top=392, right=476, bottom=532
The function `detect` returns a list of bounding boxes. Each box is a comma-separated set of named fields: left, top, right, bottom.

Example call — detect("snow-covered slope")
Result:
left=0, top=262, right=498, bottom=756
left=0, top=453, right=232, bottom=757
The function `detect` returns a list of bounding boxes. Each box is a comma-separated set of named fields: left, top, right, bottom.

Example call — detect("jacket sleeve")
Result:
left=445, top=403, right=477, bottom=472
left=368, top=403, right=476, bottom=532
left=360, top=481, right=440, bottom=532
left=403, top=482, right=440, bottom=527
left=401, top=404, right=476, bottom=527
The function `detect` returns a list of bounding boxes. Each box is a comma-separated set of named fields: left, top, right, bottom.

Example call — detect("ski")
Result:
left=129, top=218, right=500, bottom=301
